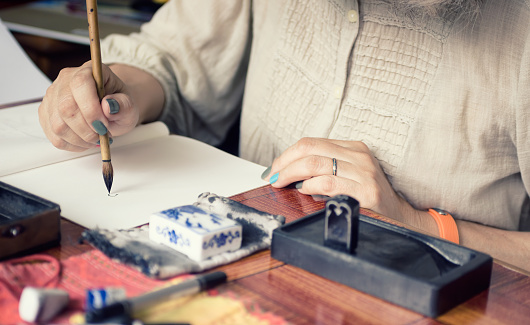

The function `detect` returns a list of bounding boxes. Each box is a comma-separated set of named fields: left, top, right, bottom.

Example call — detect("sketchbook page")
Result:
left=0, top=18, right=51, bottom=107
left=0, top=135, right=267, bottom=229
left=0, top=102, right=170, bottom=177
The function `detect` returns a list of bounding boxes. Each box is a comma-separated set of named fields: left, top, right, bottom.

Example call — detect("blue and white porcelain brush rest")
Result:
left=149, top=205, right=242, bottom=261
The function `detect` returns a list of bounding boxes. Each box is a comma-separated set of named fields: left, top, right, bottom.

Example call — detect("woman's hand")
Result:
left=262, top=137, right=417, bottom=222
left=263, top=137, right=530, bottom=272
left=38, top=61, right=139, bottom=152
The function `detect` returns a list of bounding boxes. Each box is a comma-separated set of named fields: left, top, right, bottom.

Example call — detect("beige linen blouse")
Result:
left=102, top=0, right=530, bottom=231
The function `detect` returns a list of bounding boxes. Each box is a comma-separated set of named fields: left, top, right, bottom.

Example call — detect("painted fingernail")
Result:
left=96, top=138, right=113, bottom=145
left=92, top=120, right=108, bottom=135
left=269, top=172, right=279, bottom=185
left=107, top=98, right=120, bottom=114
left=261, top=166, right=271, bottom=180
left=295, top=181, right=303, bottom=189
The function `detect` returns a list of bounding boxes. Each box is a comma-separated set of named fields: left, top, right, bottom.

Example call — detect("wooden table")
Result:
left=46, top=185, right=530, bottom=324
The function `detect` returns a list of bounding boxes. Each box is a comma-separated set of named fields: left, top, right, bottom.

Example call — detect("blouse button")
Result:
left=347, top=10, right=359, bottom=23
left=333, top=86, right=343, bottom=99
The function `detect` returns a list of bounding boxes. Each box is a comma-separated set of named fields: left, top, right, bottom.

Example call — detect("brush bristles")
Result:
left=102, top=161, right=114, bottom=194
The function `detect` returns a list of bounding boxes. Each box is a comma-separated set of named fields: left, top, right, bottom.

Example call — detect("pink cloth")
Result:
left=0, top=250, right=287, bottom=324
left=0, top=251, right=186, bottom=324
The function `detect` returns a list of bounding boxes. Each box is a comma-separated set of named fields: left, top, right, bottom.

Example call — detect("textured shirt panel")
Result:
left=101, top=0, right=530, bottom=230
left=331, top=6, right=446, bottom=174
left=242, top=0, right=358, bottom=161
left=279, top=0, right=344, bottom=85
left=332, top=103, right=410, bottom=173
left=361, top=0, right=456, bottom=41
left=351, top=26, right=443, bottom=116
left=260, top=54, right=328, bottom=155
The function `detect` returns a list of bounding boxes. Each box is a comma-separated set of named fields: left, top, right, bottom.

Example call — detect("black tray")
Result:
left=271, top=207, right=492, bottom=317
left=0, top=181, right=61, bottom=260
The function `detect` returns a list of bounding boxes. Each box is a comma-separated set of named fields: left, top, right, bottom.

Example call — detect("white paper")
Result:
left=0, top=102, right=170, bottom=177
left=0, top=18, right=51, bottom=107
left=1, top=135, right=266, bottom=229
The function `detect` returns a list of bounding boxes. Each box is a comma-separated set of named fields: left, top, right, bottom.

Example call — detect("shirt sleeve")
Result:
left=101, top=0, right=252, bottom=146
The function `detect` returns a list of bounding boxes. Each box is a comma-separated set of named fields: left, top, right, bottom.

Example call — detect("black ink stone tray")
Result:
left=0, top=181, right=61, bottom=260
left=271, top=204, right=492, bottom=318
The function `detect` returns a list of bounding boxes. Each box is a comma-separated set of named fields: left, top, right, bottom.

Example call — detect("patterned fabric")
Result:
left=0, top=251, right=288, bottom=324
left=81, top=193, right=285, bottom=279
left=101, top=0, right=530, bottom=230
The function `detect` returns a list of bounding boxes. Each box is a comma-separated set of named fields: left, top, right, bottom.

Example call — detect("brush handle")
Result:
left=87, top=0, right=105, bottom=100
left=86, top=0, right=111, bottom=161
left=99, top=134, right=111, bottom=161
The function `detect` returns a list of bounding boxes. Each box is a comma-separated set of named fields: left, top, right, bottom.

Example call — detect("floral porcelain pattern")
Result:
left=159, top=205, right=234, bottom=234
left=149, top=205, right=242, bottom=261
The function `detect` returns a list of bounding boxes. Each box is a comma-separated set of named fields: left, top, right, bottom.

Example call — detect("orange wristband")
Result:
left=427, top=208, right=459, bottom=244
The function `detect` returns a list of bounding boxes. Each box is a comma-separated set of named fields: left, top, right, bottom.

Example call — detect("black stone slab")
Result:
left=271, top=207, right=492, bottom=317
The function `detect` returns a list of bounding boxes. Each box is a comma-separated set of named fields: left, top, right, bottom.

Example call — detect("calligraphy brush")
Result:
left=86, top=0, right=113, bottom=194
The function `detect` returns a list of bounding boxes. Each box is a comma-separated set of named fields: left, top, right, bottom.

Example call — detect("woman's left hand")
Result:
left=262, top=137, right=415, bottom=222
left=262, top=138, right=530, bottom=272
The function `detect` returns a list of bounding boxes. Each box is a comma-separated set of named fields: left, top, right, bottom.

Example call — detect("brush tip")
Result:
left=102, top=160, right=114, bottom=193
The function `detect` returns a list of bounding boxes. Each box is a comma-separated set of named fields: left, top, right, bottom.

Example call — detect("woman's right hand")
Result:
left=38, top=61, right=139, bottom=152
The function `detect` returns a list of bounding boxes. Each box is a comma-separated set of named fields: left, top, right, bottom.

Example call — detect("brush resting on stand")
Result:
left=86, top=0, right=114, bottom=194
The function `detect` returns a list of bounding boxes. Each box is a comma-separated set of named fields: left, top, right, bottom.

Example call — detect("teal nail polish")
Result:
left=92, top=120, right=108, bottom=135
left=107, top=98, right=120, bottom=114
left=295, top=181, right=303, bottom=189
left=261, top=166, right=271, bottom=180
left=269, top=172, right=279, bottom=184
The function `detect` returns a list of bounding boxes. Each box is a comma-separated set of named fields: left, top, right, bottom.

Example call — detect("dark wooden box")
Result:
left=271, top=210, right=492, bottom=318
left=0, top=181, right=61, bottom=260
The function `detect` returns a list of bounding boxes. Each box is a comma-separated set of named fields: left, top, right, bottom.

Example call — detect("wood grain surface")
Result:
left=47, top=185, right=530, bottom=324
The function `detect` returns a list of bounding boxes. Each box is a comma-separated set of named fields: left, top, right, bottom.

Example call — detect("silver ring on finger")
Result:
left=332, top=158, right=337, bottom=176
